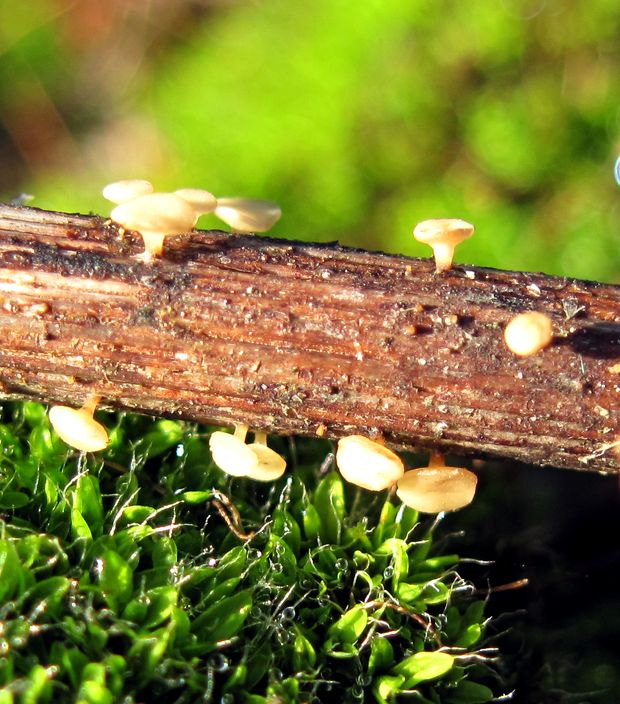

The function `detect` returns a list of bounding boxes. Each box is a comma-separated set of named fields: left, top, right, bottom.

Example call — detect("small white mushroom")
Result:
left=336, top=435, right=405, bottom=491
left=214, top=198, right=282, bottom=233
left=209, top=423, right=258, bottom=477
left=102, top=179, right=154, bottom=204
left=413, top=219, right=475, bottom=273
left=209, top=425, right=287, bottom=481
left=504, top=311, right=553, bottom=357
left=245, top=432, right=287, bottom=481
left=103, top=182, right=217, bottom=259
left=173, top=188, right=218, bottom=213
left=396, top=452, right=477, bottom=513
left=48, top=395, right=109, bottom=452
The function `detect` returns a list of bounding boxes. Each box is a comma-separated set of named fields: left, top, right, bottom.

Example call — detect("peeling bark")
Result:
left=0, top=204, right=618, bottom=473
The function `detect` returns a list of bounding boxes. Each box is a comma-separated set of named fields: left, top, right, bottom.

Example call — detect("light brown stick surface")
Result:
left=0, top=204, right=618, bottom=472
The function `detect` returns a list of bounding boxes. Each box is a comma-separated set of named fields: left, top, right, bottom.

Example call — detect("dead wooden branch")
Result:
left=0, top=204, right=618, bottom=473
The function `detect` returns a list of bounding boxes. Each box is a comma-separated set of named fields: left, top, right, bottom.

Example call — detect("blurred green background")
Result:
left=0, top=0, right=618, bottom=281
left=1, top=1, right=620, bottom=701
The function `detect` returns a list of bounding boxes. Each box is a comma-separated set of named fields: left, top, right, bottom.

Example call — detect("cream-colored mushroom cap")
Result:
left=174, top=188, right=217, bottom=214
left=103, top=179, right=154, bottom=204
left=396, top=465, right=477, bottom=513
left=245, top=443, right=287, bottom=481
left=504, top=311, right=553, bottom=357
left=48, top=406, right=109, bottom=452
left=215, top=198, right=282, bottom=233
left=209, top=431, right=259, bottom=477
left=413, top=219, right=474, bottom=273
left=336, top=435, right=405, bottom=491
left=111, top=193, right=199, bottom=235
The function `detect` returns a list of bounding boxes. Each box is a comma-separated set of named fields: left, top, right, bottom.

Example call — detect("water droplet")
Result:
left=276, top=629, right=293, bottom=645
left=210, top=654, right=229, bottom=672
left=269, top=667, right=284, bottom=682
left=352, top=685, right=364, bottom=699
left=271, top=562, right=283, bottom=573
left=246, top=548, right=262, bottom=560
left=220, top=694, right=234, bottom=704
left=335, top=558, right=348, bottom=571
left=275, top=543, right=285, bottom=557
left=384, top=565, right=394, bottom=578
left=280, top=606, right=296, bottom=621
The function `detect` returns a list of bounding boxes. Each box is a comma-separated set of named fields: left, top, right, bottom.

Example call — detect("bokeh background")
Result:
left=1, top=1, right=619, bottom=701
left=0, top=0, right=619, bottom=280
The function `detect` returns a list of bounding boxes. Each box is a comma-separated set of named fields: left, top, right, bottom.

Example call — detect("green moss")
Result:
left=0, top=402, right=497, bottom=702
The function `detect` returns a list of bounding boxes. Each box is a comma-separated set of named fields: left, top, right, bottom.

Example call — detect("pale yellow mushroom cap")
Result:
left=245, top=443, right=287, bottom=481
left=209, top=431, right=259, bottom=477
left=336, top=435, right=405, bottom=491
left=396, top=465, right=477, bottom=513
left=103, top=179, right=154, bottom=204
left=413, top=219, right=474, bottom=273
left=48, top=405, right=109, bottom=452
left=110, top=193, right=199, bottom=236
left=504, top=311, right=553, bottom=357
left=215, top=198, right=282, bottom=233
left=174, top=188, right=218, bottom=214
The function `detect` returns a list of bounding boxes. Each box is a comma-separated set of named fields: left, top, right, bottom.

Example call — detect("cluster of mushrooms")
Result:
left=102, top=179, right=282, bottom=260
left=46, top=184, right=562, bottom=516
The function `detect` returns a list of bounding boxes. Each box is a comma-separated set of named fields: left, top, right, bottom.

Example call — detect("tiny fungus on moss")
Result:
left=209, top=424, right=286, bottom=481
left=245, top=431, right=287, bottom=481
left=48, top=394, right=109, bottom=452
left=104, top=180, right=217, bottom=259
left=214, top=198, right=282, bottom=233
left=336, top=435, right=405, bottom=491
left=504, top=311, right=554, bottom=357
left=413, top=218, right=474, bottom=273
left=396, top=452, right=477, bottom=513
left=209, top=423, right=258, bottom=477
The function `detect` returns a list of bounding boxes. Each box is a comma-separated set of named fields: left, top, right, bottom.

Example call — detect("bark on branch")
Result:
left=0, top=204, right=618, bottom=473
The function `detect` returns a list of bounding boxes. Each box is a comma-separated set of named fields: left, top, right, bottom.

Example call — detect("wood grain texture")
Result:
left=0, top=204, right=618, bottom=472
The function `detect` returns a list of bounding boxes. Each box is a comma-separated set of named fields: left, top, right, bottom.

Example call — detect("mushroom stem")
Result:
left=140, top=232, right=166, bottom=259
left=233, top=423, right=250, bottom=442
left=430, top=242, right=457, bottom=273
left=254, top=431, right=268, bottom=446
left=80, top=393, right=101, bottom=417
left=427, top=451, right=445, bottom=468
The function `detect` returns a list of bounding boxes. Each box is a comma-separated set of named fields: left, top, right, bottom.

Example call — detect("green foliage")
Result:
left=0, top=401, right=497, bottom=702
left=1, top=0, right=618, bottom=282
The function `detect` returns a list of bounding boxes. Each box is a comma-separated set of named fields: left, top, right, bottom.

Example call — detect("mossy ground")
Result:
left=0, top=402, right=500, bottom=703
